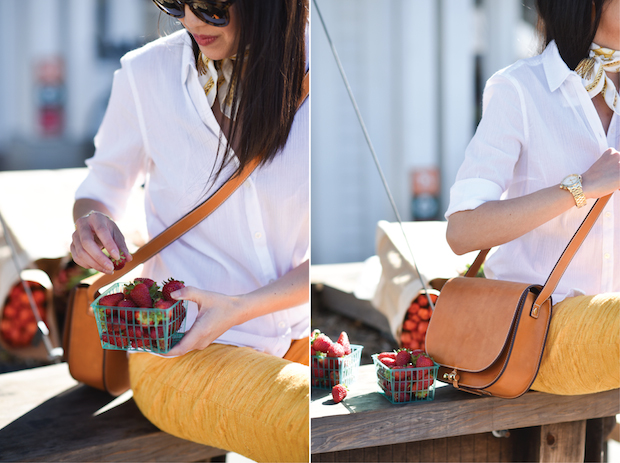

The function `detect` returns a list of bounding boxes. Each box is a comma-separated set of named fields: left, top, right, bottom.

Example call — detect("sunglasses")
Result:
left=152, top=0, right=236, bottom=27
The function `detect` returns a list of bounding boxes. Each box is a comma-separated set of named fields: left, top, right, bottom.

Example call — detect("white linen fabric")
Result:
left=446, top=41, right=619, bottom=303
left=75, top=29, right=309, bottom=357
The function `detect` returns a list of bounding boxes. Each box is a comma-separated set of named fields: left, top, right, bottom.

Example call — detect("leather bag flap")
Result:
left=426, top=277, right=534, bottom=373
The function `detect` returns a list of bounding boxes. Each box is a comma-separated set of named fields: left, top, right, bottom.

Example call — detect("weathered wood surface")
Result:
left=0, top=363, right=225, bottom=462
left=311, top=365, right=620, bottom=454
left=539, top=420, right=586, bottom=463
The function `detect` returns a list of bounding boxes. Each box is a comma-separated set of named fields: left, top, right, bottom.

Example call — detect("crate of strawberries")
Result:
left=372, top=348, right=439, bottom=404
left=311, top=329, right=362, bottom=389
left=92, top=278, right=187, bottom=354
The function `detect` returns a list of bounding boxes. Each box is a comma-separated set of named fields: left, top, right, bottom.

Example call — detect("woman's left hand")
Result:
left=162, top=286, right=243, bottom=356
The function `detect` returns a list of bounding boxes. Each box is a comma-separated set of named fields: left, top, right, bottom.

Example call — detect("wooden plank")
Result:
left=0, top=364, right=224, bottom=462
left=539, top=421, right=586, bottom=463
left=311, top=365, right=620, bottom=453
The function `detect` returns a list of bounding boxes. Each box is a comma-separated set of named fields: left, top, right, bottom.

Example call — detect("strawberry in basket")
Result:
left=311, top=329, right=362, bottom=388
left=374, top=348, right=438, bottom=403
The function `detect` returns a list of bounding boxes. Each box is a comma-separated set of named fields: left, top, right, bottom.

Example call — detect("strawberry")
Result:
left=312, top=334, right=333, bottom=353
left=395, top=349, right=412, bottom=366
left=380, top=357, right=397, bottom=368
left=377, top=351, right=397, bottom=361
left=336, top=331, right=351, bottom=355
left=162, top=279, right=185, bottom=301
left=415, top=354, right=434, bottom=368
left=332, top=384, right=347, bottom=404
left=327, top=342, right=345, bottom=358
left=134, top=277, right=155, bottom=288
left=99, top=292, right=124, bottom=307
left=154, top=299, right=174, bottom=310
left=128, top=283, right=152, bottom=308
left=110, top=251, right=128, bottom=271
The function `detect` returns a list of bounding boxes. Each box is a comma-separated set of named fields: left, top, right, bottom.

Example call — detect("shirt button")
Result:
left=278, top=322, right=286, bottom=328
left=254, top=232, right=262, bottom=239
left=268, top=279, right=275, bottom=284
left=605, top=212, right=612, bottom=218
left=604, top=253, right=611, bottom=259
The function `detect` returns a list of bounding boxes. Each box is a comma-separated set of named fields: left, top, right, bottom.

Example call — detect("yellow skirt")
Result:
left=129, top=338, right=309, bottom=462
left=531, top=293, right=620, bottom=395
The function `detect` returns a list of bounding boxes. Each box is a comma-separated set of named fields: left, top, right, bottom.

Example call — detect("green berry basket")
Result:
left=92, top=283, right=187, bottom=354
left=372, top=354, right=439, bottom=404
left=311, top=344, right=363, bottom=389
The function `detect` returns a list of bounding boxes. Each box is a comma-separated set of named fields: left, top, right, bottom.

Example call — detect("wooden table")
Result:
left=311, top=365, right=619, bottom=462
left=0, top=363, right=225, bottom=462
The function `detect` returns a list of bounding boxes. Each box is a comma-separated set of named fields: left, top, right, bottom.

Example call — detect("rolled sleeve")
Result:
left=445, top=177, right=505, bottom=217
left=75, top=58, right=146, bottom=220
left=445, top=73, right=526, bottom=218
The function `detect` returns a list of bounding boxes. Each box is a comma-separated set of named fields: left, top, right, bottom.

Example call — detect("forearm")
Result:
left=446, top=183, right=575, bottom=255
left=228, top=260, right=310, bottom=325
left=73, top=198, right=114, bottom=223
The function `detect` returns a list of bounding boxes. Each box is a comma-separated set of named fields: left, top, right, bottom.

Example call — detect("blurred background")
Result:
left=311, top=0, right=539, bottom=265
left=0, top=0, right=181, bottom=171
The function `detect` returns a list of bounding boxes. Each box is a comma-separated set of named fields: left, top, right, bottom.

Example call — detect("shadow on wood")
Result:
left=0, top=367, right=225, bottom=462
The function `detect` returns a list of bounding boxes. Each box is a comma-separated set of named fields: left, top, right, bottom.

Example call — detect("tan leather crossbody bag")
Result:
left=63, top=74, right=309, bottom=396
left=425, top=193, right=612, bottom=399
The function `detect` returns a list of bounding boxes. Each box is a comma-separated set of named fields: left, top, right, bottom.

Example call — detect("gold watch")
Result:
left=560, top=174, right=587, bottom=208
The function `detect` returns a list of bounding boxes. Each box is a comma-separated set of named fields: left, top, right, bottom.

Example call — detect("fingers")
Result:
left=71, top=212, right=130, bottom=274
left=169, top=286, right=200, bottom=303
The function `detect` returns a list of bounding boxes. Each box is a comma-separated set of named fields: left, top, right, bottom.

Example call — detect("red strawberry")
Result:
left=332, top=384, right=347, bottom=403
left=312, top=334, right=333, bottom=353
left=162, top=279, right=185, bottom=301
left=395, top=349, right=412, bottom=366
left=380, top=357, right=397, bottom=368
left=377, top=351, right=397, bottom=361
left=336, top=331, right=351, bottom=355
left=129, top=283, right=152, bottom=308
left=99, top=292, right=124, bottom=307
left=154, top=299, right=174, bottom=310
left=415, top=354, right=434, bottom=368
left=327, top=342, right=345, bottom=358
left=110, top=251, right=128, bottom=271
left=134, top=277, right=155, bottom=288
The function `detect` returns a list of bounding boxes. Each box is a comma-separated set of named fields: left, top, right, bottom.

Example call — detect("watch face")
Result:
left=562, top=174, right=580, bottom=187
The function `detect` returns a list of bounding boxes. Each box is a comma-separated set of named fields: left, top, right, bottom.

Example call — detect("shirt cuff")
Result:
left=445, top=178, right=505, bottom=218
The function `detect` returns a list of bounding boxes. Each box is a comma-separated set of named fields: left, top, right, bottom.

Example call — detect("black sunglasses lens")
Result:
left=191, top=2, right=230, bottom=26
left=152, top=0, right=184, bottom=17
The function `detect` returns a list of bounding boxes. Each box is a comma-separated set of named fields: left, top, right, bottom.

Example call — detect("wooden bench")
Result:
left=311, top=364, right=619, bottom=462
left=0, top=363, right=227, bottom=462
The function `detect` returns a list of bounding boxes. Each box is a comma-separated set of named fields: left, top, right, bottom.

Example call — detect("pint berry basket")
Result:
left=372, top=354, right=439, bottom=403
left=311, top=344, right=363, bottom=389
left=92, top=283, right=187, bottom=354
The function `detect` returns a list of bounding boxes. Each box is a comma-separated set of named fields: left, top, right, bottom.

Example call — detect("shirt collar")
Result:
left=543, top=40, right=573, bottom=92
left=180, top=30, right=197, bottom=85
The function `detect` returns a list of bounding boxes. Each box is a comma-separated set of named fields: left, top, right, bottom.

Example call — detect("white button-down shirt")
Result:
left=76, top=30, right=309, bottom=356
left=446, top=41, right=619, bottom=303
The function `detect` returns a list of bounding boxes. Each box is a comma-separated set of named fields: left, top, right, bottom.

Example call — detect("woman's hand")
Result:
left=71, top=210, right=132, bottom=274
left=162, top=287, right=243, bottom=356
left=581, top=148, right=620, bottom=199
left=163, top=260, right=309, bottom=356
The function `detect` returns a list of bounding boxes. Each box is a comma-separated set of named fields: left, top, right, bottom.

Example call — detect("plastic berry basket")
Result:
left=371, top=354, right=439, bottom=404
left=311, top=344, right=363, bottom=389
left=92, top=283, right=187, bottom=354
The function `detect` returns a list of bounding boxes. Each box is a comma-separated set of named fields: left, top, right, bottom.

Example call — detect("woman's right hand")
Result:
left=71, top=211, right=132, bottom=274
left=582, top=148, right=620, bottom=199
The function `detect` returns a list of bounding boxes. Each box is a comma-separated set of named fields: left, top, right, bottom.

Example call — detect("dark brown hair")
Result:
left=191, top=0, right=308, bottom=181
left=536, top=0, right=611, bottom=70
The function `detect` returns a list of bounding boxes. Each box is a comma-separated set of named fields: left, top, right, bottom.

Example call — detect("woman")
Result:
left=445, top=0, right=619, bottom=395
left=70, top=1, right=310, bottom=461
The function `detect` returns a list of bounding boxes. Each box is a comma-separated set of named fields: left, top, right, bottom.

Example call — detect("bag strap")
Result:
left=86, top=71, right=310, bottom=300
left=465, top=193, right=612, bottom=312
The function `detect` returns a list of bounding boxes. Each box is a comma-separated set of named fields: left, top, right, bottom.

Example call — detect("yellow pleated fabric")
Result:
left=531, top=293, right=620, bottom=395
left=129, top=340, right=309, bottom=462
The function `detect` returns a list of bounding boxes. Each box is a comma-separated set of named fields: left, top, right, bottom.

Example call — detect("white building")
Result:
left=311, top=0, right=538, bottom=264
left=0, top=0, right=180, bottom=170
